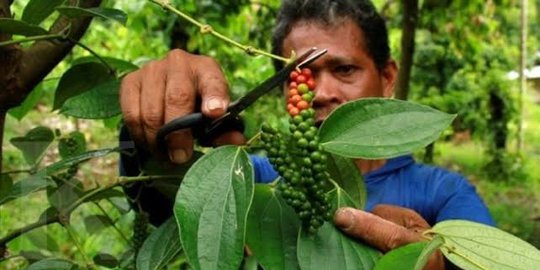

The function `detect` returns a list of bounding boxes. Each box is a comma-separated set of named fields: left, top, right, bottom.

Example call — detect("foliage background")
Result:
left=1, top=0, right=540, bottom=268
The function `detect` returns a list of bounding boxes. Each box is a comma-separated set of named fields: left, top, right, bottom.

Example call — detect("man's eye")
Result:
left=334, top=65, right=356, bottom=75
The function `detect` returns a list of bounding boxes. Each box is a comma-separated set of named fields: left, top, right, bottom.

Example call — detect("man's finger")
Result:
left=120, top=71, right=145, bottom=146
left=164, top=50, right=197, bottom=164
left=213, top=131, right=246, bottom=146
left=334, top=207, right=422, bottom=252
left=140, top=61, right=166, bottom=151
left=372, top=204, right=430, bottom=232
left=192, top=56, right=230, bottom=118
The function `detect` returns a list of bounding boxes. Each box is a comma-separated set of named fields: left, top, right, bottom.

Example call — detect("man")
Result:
left=120, top=0, right=494, bottom=269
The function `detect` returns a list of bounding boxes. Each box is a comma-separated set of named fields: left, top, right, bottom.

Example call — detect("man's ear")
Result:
left=381, top=59, right=398, bottom=98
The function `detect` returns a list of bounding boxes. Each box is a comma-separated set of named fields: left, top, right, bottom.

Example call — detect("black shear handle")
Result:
left=156, top=112, right=244, bottom=150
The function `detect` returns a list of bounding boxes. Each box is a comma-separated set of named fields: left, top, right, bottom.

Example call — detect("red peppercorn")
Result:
left=289, top=107, right=300, bottom=116
left=296, top=75, right=307, bottom=84
left=297, top=100, right=309, bottom=110
left=290, top=71, right=299, bottom=81
left=301, top=68, right=312, bottom=78
left=306, top=79, right=316, bottom=90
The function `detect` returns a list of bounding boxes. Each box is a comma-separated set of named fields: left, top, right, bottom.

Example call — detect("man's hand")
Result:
left=334, top=204, right=445, bottom=270
left=120, top=49, right=245, bottom=164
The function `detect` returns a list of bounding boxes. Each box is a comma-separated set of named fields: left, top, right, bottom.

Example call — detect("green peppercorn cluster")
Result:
left=260, top=68, right=332, bottom=234
left=132, top=211, right=149, bottom=254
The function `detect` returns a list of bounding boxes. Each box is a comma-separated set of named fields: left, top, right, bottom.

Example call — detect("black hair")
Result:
left=272, top=0, right=390, bottom=70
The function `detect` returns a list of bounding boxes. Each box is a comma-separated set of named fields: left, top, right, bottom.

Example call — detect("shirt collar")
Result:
left=363, top=155, right=415, bottom=181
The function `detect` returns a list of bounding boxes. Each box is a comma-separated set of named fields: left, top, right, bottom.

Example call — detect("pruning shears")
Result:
left=156, top=47, right=328, bottom=150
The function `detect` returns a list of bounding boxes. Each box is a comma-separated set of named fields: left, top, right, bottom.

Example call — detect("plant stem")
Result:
left=0, top=168, right=34, bottom=175
left=0, top=34, right=64, bottom=47
left=93, top=202, right=131, bottom=246
left=148, top=0, right=290, bottom=63
left=65, top=224, right=94, bottom=269
left=246, top=132, right=261, bottom=147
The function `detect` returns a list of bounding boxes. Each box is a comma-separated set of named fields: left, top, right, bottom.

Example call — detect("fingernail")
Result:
left=206, top=98, right=225, bottom=112
left=334, top=208, right=355, bottom=230
left=169, top=149, right=188, bottom=164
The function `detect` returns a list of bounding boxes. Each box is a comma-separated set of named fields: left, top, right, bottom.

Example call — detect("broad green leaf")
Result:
left=242, top=256, right=259, bottom=270
left=27, top=258, right=76, bottom=270
left=109, top=196, right=131, bottom=214
left=56, top=6, right=127, bottom=25
left=8, top=82, right=46, bottom=121
left=136, top=217, right=182, bottom=270
left=10, top=126, right=55, bottom=165
left=88, top=188, right=124, bottom=202
left=93, top=253, right=119, bottom=268
left=175, top=146, right=254, bottom=270
left=414, top=236, right=443, bottom=270
left=20, top=251, right=48, bottom=264
left=83, top=215, right=111, bottom=234
left=297, top=187, right=381, bottom=270
left=0, top=18, right=48, bottom=36
left=319, top=98, right=456, bottom=159
left=0, top=171, right=50, bottom=205
left=72, top=56, right=139, bottom=74
left=58, top=131, right=87, bottom=159
left=374, top=242, right=427, bottom=270
left=38, top=207, right=58, bottom=223
left=60, top=79, right=121, bottom=119
left=326, top=154, right=365, bottom=209
left=45, top=148, right=118, bottom=174
left=22, top=0, right=65, bottom=25
left=246, top=184, right=300, bottom=270
left=433, top=220, right=540, bottom=270
left=24, top=229, right=61, bottom=252
left=53, top=62, right=113, bottom=110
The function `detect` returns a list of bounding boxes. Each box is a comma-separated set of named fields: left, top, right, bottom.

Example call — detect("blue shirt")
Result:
left=251, top=155, right=495, bottom=226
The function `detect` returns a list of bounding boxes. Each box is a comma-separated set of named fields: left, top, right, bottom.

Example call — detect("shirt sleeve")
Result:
left=250, top=155, right=279, bottom=183
left=433, top=172, right=495, bottom=226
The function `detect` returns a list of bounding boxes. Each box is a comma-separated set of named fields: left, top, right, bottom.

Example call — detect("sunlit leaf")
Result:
left=319, top=98, right=455, bottom=159
left=72, top=56, right=139, bottom=74
left=246, top=184, right=300, bottom=270
left=433, top=220, right=540, bottom=270
left=27, top=258, right=76, bottom=270
left=137, top=217, right=182, bottom=270
left=326, top=154, right=365, bottom=209
left=8, top=83, right=46, bottom=121
left=0, top=172, right=50, bottom=205
left=175, top=146, right=254, bottom=270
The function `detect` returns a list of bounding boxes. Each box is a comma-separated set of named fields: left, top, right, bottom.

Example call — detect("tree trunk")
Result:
left=395, top=0, right=419, bottom=100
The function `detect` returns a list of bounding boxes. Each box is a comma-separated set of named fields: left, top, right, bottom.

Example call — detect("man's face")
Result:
left=282, top=19, right=397, bottom=124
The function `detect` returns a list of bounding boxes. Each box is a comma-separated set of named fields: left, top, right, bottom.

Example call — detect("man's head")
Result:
left=272, top=0, right=398, bottom=124
left=272, top=0, right=390, bottom=71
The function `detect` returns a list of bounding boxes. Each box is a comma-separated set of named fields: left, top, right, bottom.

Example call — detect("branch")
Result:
left=0, top=0, right=103, bottom=111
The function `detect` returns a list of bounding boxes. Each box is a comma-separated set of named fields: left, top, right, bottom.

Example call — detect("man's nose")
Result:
left=312, top=73, right=341, bottom=108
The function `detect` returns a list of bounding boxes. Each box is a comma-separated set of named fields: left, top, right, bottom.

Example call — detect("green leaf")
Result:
left=297, top=187, right=381, bottom=270
left=27, top=258, right=76, bottom=270
left=0, top=172, right=50, bottom=205
left=45, top=148, right=117, bottom=174
left=432, top=220, right=540, bottom=270
left=174, top=146, right=254, bottom=270
left=53, top=62, right=113, bottom=111
left=242, top=256, right=259, bottom=270
left=136, top=217, right=182, bottom=270
left=0, top=18, right=48, bottom=36
left=72, top=56, right=139, bottom=74
left=414, top=236, right=443, bottom=270
left=246, top=184, right=300, bottom=270
left=47, top=178, right=84, bottom=211
left=60, top=79, right=121, bottom=119
left=109, top=196, right=131, bottom=214
left=10, top=126, right=55, bottom=165
left=20, top=251, right=48, bottom=264
left=83, top=215, right=111, bottom=234
left=326, top=154, right=365, bottom=209
left=374, top=242, right=427, bottom=270
left=319, top=98, right=456, bottom=159
left=25, top=229, right=61, bottom=252
left=88, top=188, right=124, bottom=201
left=93, top=253, right=119, bottom=268
left=58, top=131, right=87, bottom=159
left=0, top=174, right=14, bottom=201
left=56, top=6, right=127, bottom=25
left=22, top=0, right=65, bottom=25
left=8, top=82, right=46, bottom=121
